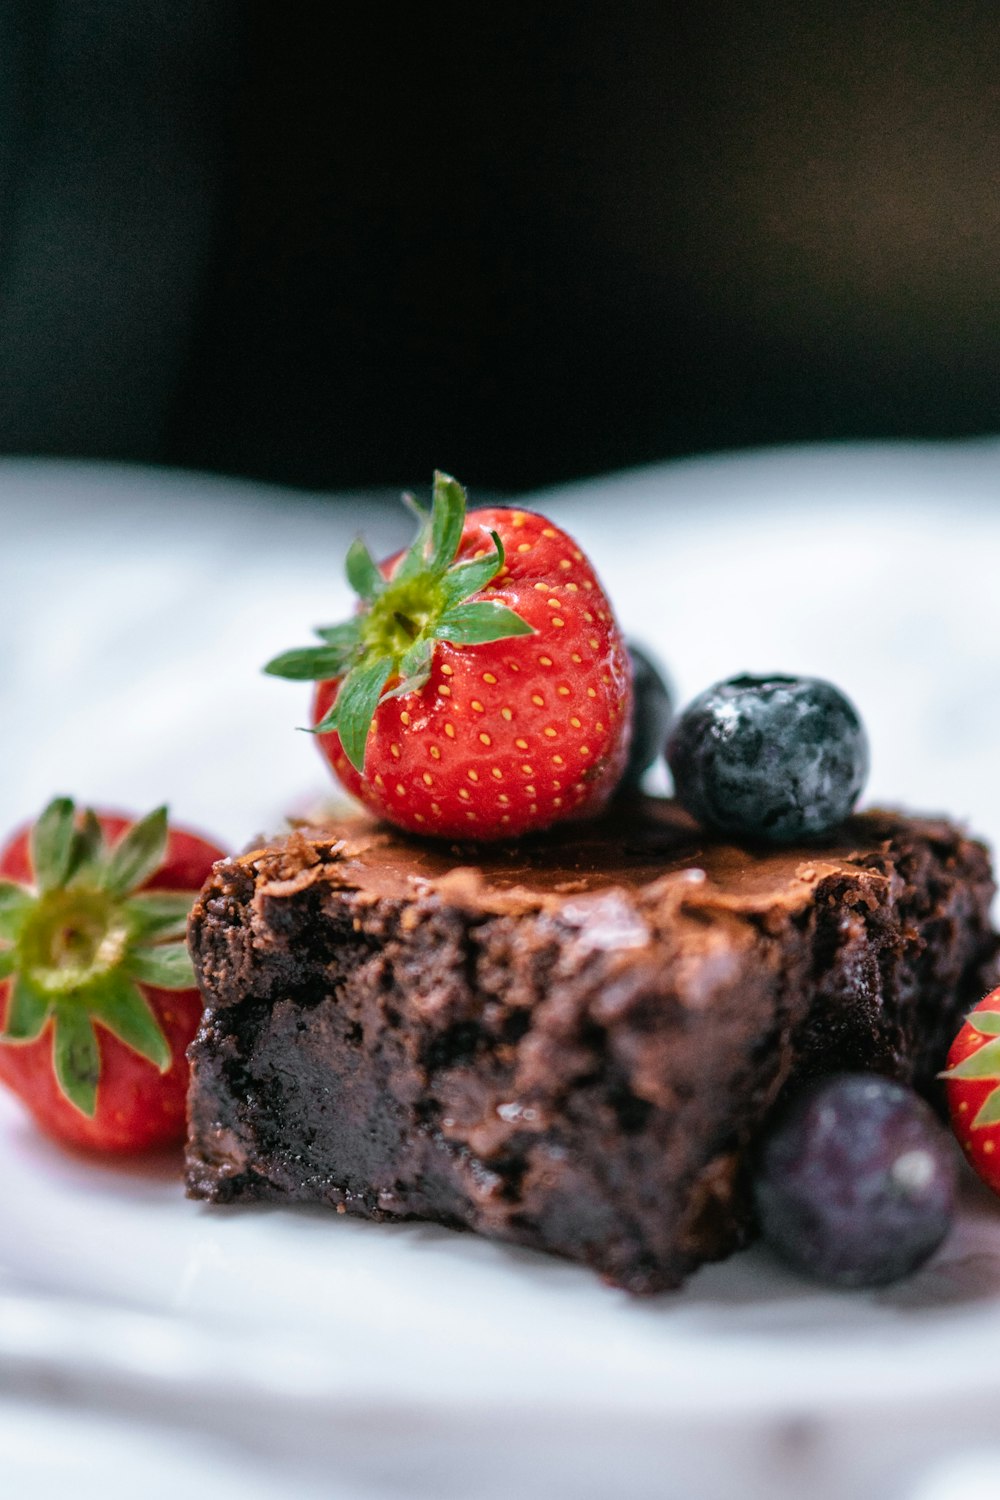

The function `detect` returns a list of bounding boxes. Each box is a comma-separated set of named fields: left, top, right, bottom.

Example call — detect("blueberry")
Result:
left=666, top=674, right=869, bottom=843
left=753, top=1074, right=957, bottom=1288
left=624, top=642, right=674, bottom=786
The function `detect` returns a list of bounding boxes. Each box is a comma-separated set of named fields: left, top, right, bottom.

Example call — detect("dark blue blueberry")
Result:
left=623, top=641, right=674, bottom=786
left=753, top=1074, right=957, bottom=1288
left=666, top=674, right=869, bottom=843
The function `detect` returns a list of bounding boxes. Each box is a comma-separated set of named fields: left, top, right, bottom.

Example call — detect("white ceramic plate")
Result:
left=2, top=447, right=1000, bottom=1500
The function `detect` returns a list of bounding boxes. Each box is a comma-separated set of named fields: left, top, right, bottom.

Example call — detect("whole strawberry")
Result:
left=266, top=471, right=632, bottom=839
left=942, top=987, right=1000, bottom=1194
left=0, top=798, right=225, bottom=1152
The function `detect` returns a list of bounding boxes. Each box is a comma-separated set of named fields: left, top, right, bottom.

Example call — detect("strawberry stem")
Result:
left=264, top=471, right=536, bottom=772
left=19, top=886, right=128, bottom=994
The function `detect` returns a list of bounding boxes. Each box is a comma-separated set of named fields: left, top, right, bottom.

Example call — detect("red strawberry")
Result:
left=942, top=987, right=1000, bottom=1193
left=0, top=798, right=225, bottom=1152
left=266, top=472, right=632, bottom=839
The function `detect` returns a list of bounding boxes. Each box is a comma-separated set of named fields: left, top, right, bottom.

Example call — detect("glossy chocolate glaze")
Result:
left=242, top=798, right=957, bottom=914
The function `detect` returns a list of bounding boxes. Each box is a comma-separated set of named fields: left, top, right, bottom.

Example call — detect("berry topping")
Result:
left=666, top=673, right=869, bottom=843
left=753, top=1074, right=957, bottom=1287
left=265, top=472, right=632, bottom=839
left=0, top=798, right=225, bottom=1151
left=942, top=987, right=1000, bottom=1194
left=621, top=641, right=674, bottom=787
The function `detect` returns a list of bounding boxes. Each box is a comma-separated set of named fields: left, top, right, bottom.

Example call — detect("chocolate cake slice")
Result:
left=185, top=800, right=998, bottom=1293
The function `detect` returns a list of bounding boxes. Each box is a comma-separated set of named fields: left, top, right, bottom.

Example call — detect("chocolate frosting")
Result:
left=237, top=797, right=955, bottom=919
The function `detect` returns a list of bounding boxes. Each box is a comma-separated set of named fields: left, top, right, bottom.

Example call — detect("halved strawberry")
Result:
left=0, top=798, right=224, bottom=1152
left=265, top=472, right=632, bottom=838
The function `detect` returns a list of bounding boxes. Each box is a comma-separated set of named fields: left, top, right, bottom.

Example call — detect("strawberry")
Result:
left=265, top=472, right=632, bottom=839
left=942, top=987, right=1000, bottom=1193
left=0, top=798, right=225, bottom=1152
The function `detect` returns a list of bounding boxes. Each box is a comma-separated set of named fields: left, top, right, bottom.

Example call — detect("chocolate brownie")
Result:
left=185, top=800, right=998, bottom=1293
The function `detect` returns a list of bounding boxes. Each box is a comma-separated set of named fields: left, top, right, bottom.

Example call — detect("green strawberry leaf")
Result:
left=437, top=601, right=536, bottom=645
left=90, top=971, right=172, bottom=1071
left=380, top=637, right=434, bottom=703
left=942, top=1035, right=1000, bottom=1080
left=314, top=620, right=364, bottom=652
left=314, top=656, right=394, bottom=771
left=31, top=797, right=77, bottom=892
left=401, top=488, right=429, bottom=519
left=263, top=644, right=358, bottom=681
left=345, top=536, right=385, bottom=602
left=266, top=473, right=534, bottom=761
left=428, top=471, right=467, bottom=573
left=53, top=1005, right=101, bottom=1116
left=104, top=807, right=169, bottom=898
left=391, top=499, right=433, bottom=582
left=67, top=810, right=106, bottom=883
left=0, top=949, right=17, bottom=981
left=3, top=975, right=51, bottom=1042
left=125, top=891, right=195, bottom=943
left=126, top=941, right=196, bottom=990
left=972, top=1085, right=1000, bottom=1129
left=439, top=531, right=505, bottom=610
left=0, top=881, right=34, bottom=942
left=969, top=1010, right=1000, bottom=1037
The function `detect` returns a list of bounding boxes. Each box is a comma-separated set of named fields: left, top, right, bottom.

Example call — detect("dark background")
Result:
left=3, top=2, right=1000, bottom=492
